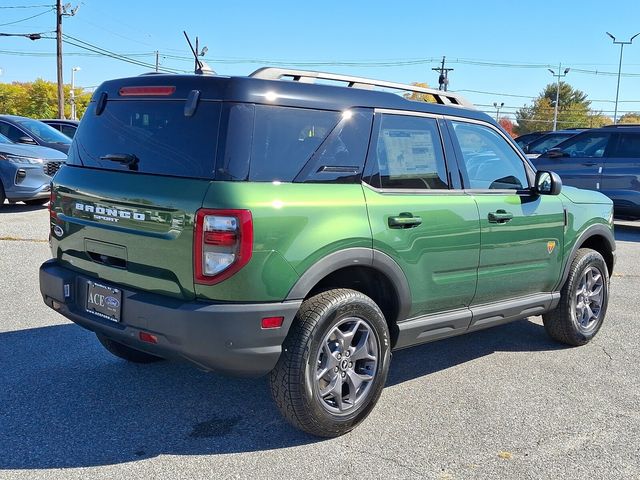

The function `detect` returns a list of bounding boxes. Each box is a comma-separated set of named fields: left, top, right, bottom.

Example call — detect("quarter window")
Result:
left=612, top=133, right=640, bottom=158
left=368, top=114, right=449, bottom=190
left=451, top=121, right=528, bottom=190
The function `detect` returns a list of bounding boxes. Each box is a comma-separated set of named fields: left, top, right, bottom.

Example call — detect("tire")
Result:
left=0, top=182, right=5, bottom=205
left=543, top=248, right=609, bottom=346
left=23, top=198, right=49, bottom=206
left=269, top=289, right=391, bottom=437
left=96, top=333, right=165, bottom=363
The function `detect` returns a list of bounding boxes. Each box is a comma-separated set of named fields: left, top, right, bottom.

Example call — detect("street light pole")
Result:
left=606, top=31, right=640, bottom=123
left=548, top=63, right=570, bottom=131
left=493, top=102, right=504, bottom=122
left=70, top=66, right=80, bottom=121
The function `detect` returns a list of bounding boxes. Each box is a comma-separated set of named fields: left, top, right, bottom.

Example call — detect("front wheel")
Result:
left=543, top=248, right=609, bottom=346
left=269, top=289, right=391, bottom=437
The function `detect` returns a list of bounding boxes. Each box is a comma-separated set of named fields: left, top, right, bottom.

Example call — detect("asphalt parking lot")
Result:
left=1, top=204, right=639, bottom=479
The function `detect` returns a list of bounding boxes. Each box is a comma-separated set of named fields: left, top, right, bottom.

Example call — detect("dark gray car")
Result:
left=532, top=124, right=640, bottom=219
left=0, top=115, right=71, bottom=154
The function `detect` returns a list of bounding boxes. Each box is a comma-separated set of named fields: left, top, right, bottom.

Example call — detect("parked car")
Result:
left=40, top=119, right=79, bottom=139
left=514, top=130, right=548, bottom=150
left=524, top=129, right=586, bottom=158
left=0, top=115, right=71, bottom=154
left=532, top=124, right=640, bottom=219
left=40, top=68, right=615, bottom=437
left=0, top=132, right=67, bottom=206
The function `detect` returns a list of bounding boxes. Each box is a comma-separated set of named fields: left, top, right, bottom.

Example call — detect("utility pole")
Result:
left=56, top=0, right=63, bottom=119
left=55, top=1, right=78, bottom=119
left=155, top=50, right=159, bottom=72
left=548, top=63, right=570, bottom=131
left=432, top=56, right=454, bottom=91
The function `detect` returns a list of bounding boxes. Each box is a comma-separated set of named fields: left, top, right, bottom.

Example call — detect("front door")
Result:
left=447, top=119, right=565, bottom=306
left=363, top=112, right=480, bottom=319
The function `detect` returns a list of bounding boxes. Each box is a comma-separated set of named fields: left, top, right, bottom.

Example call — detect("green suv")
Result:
left=39, top=68, right=615, bottom=437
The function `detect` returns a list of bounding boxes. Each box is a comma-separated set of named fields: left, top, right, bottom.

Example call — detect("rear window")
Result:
left=69, top=100, right=221, bottom=178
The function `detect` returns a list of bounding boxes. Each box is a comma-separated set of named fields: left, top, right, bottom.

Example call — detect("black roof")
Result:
left=93, top=72, right=494, bottom=125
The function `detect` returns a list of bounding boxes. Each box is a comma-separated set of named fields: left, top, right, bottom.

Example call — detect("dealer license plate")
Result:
left=86, top=281, right=122, bottom=322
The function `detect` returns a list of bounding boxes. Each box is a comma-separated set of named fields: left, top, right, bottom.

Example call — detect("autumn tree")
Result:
left=498, top=117, right=516, bottom=137
left=515, top=82, right=592, bottom=134
left=0, top=79, right=92, bottom=119
left=403, top=82, right=437, bottom=103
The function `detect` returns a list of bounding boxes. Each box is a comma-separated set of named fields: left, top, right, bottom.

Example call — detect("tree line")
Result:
left=0, top=79, right=92, bottom=120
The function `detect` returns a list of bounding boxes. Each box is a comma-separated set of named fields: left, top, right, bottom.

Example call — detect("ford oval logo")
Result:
left=53, top=225, right=64, bottom=237
left=105, top=296, right=120, bottom=309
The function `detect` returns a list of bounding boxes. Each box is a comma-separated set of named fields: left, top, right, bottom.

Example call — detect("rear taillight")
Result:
left=194, top=209, right=253, bottom=285
left=49, top=188, right=56, bottom=219
left=119, top=86, right=176, bottom=96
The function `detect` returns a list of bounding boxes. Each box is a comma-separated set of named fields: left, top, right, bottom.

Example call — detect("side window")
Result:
left=61, top=125, right=76, bottom=138
left=249, top=106, right=342, bottom=182
left=294, top=109, right=373, bottom=183
left=612, top=133, right=640, bottom=158
left=368, top=114, right=449, bottom=190
left=0, top=122, right=25, bottom=142
left=451, top=121, right=528, bottom=190
left=558, top=132, right=611, bottom=158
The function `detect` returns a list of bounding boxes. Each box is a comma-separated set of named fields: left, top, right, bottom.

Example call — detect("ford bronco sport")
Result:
left=40, top=68, right=616, bottom=437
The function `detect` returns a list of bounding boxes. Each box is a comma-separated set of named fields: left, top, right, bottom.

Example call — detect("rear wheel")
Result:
left=24, top=198, right=49, bottom=206
left=0, top=182, right=6, bottom=205
left=543, top=248, right=609, bottom=346
left=96, top=333, right=164, bottom=363
left=269, top=289, right=391, bottom=437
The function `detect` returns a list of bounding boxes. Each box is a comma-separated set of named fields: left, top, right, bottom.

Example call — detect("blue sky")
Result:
left=1, top=0, right=640, bottom=121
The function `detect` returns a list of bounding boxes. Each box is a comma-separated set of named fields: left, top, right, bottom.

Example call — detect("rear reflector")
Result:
left=261, top=316, right=284, bottom=329
left=139, top=332, right=158, bottom=344
left=204, top=231, right=237, bottom=246
left=119, top=86, right=176, bottom=96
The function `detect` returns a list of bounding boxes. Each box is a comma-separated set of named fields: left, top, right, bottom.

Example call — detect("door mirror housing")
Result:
left=17, top=136, right=37, bottom=145
left=534, top=170, right=562, bottom=195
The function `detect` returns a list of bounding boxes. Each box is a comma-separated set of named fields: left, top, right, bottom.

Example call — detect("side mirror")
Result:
left=17, top=136, right=37, bottom=145
left=546, top=148, right=566, bottom=159
left=534, top=170, right=562, bottom=196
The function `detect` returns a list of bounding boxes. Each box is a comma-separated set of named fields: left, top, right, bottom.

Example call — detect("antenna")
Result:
left=183, top=30, right=203, bottom=74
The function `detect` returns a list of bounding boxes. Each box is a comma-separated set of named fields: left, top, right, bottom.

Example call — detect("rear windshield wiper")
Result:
left=101, top=153, right=139, bottom=171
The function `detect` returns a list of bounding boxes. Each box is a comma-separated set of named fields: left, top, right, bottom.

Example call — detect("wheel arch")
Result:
left=285, top=248, right=412, bottom=346
left=557, top=224, right=615, bottom=290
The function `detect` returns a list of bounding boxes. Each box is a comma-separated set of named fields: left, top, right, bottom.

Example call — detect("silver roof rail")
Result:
left=249, top=67, right=473, bottom=108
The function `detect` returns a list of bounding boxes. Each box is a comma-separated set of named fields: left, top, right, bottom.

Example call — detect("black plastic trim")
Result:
left=285, top=247, right=412, bottom=320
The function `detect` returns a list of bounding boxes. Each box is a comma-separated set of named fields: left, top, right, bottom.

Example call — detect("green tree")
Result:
left=515, top=82, right=591, bottom=134
left=403, top=82, right=437, bottom=103
left=0, top=79, right=92, bottom=119
left=618, top=112, right=640, bottom=124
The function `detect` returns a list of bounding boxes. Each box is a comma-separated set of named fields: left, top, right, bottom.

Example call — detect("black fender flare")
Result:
left=556, top=224, right=616, bottom=290
left=285, top=247, right=412, bottom=321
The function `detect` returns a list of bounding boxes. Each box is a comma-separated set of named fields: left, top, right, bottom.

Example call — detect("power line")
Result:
left=0, top=4, right=54, bottom=8
left=0, top=6, right=53, bottom=26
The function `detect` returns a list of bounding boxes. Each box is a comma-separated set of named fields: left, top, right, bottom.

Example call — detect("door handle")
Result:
left=388, top=213, right=423, bottom=229
left=582, top=162, right=597, bottom=167
left=488, top=210, right=513, bottom=224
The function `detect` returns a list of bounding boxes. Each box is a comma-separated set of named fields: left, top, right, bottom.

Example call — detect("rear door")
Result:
left=536, top=131, right=615, bottom=191
left=363, top=111, right=480, bottom=319
left=51, top=90, right=223, bottom=300
left=446, top=119, right=565, bottom=307
left=600, top=131, right=640, bottom=217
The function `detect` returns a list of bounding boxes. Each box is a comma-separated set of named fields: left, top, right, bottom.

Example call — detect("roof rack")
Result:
left=249, top=67, right=474, bottom=108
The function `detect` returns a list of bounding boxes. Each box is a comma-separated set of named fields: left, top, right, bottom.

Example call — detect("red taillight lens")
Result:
left=194, top=209, right=253, bottom=285
left=119, top=86, right=176, bottom=96
left=49, top=189, right=57, bottom=219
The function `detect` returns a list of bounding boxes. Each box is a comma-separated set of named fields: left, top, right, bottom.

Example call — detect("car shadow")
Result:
left=0, top=202, right=48, bottom=213
left=0, top=318, right=563, bottom=470
left=614, top=222, right=640, bottom=242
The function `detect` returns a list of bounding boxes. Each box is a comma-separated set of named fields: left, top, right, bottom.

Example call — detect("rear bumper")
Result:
left=39, top=260, right=301, bottom=376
